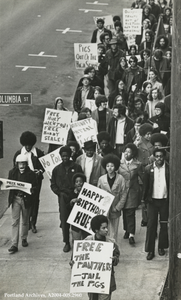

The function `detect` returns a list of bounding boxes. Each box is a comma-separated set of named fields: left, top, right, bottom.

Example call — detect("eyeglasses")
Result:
left=155, top=155, right=164, bottom=158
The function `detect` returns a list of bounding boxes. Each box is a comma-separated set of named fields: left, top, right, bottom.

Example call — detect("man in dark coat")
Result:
left=123, top=56, right=145, bottom=94
left=1, top=154, right=37, bottom=254
left=142, top=148, right=169, bottom=260
left=73, top=75, right=95, bottom=114
left=108, top=104, right=134, bottom=158
left=14, top=131, right=44, bottom=234
left=91, top=18, right=112, bottom=43
left=105, top=38, right=126, bottom=94
left=50, top=146, right=83, bottom=252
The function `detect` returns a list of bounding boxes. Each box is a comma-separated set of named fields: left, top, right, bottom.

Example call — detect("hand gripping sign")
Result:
left=70, top=240, right=113, bottom=294
left=0, top=178, right=32, bottom=194
left=67, top=182, right=114, bottom=234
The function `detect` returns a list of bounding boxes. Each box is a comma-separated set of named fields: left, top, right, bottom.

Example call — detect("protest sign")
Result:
left=70, top=240, right=113, bottom=294
left=67, top=182, right=114, bottom=234
left=0, top=178, right=32, bottom=194
left=123, top=9, right=142, bottom=35
left=74, top=43, right=98, bottom=69
left=41, top=108, right=72, bottom=145
left=93, top=15, right=114, bottom=30
left=70, top=118, right=97, bottom=148
left=39, top=147, right=62, bottom=178
left=85, top=99, right=97, bottom=112
left=127, top=34, right=136, bottom=48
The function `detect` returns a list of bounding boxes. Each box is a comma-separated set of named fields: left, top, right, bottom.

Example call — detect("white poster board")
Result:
left=85, top=99, right=97, bottom=112
left=0, top=178, right=32, bottom=194
left=70, top=118, right=97, bottom=148
left=38, top=147, right=62, bottom=178
left=93, top=15, right=114, bottom=30
left=41, top=108, right=72, bottom=145
left=67, top=182, right=114, bottom=234
left=74, top=43, right=98, bottom=69
left=70, top=240, right=113, bottom=294
left=123, top=9, right=142, bottom=35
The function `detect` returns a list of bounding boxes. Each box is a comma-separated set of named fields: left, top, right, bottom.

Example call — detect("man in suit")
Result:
left=76, top=140, right=106, bottom=186
left=142, top=148, right=169, bottom=260
left=91, top=18, right=112, bottom=44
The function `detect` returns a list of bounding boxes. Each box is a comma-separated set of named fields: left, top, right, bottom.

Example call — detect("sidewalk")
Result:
left=0, top=175, right=168, bottom=300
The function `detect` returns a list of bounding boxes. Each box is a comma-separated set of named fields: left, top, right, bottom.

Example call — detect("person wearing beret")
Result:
left=91, top=18, right=112, bottom=44
left=91, top=95, right=112, bottom=133
left=118, top=143, right=144, bottom=245
left=98, top=154, right=127, bottom=242
left=76, top=140, right=105, bottom=187
left=73, top=75, right=95, bottom=114
left=50, top=146, right=83, bottom=252
left=97, top=131, right=114, bottom=157
left=104, top=38, right=126, bottom=94
left=142, top=148, right=169, bottom=260
left=13, top=131, right=45, bottom=234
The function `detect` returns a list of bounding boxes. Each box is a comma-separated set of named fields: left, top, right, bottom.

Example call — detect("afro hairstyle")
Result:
left=101, top=154, right=120, bottom=171
left=91, top=215, right=108, bottom=233
left=20, top=131, right=37, bottom=146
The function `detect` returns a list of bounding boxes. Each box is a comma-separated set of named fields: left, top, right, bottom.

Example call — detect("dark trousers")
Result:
left=58, top=193, right=70, bottom=244
left=145, top=199, right=169, bottom=253
left=30, top=179, right=42, bottom=226
left=123, top=208, right=136, bottom=235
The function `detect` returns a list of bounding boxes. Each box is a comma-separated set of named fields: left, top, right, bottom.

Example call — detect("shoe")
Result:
left=147, top=252, right=155, bottom=260
left=129, top=237, right=135, bottom=245
left=22, top=239, right=28, bottom=247
left=32, top=225, right=37, bottom=233
left=141, top=220, right=147, bottom=227
left=123, top=232, right=129, bottom=239
left=8, top=246, right=18, bottom=254
left=63, top=243, right=70, bottom=253
left=158, top=248, right=165, bottom=256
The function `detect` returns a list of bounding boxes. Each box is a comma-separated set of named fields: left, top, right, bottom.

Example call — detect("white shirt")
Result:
left=152, top=162, right=167, bottom=199
left=115, top=118, right=125, bottom=144
left=96, top=29, right=104, bottom=44
left=21, top=146, right=37, bottom=171
left=84, top=156, right=94, bottom=183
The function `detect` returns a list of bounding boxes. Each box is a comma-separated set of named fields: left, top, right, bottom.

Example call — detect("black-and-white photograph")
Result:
left=0, top=0, right=178, bottom=299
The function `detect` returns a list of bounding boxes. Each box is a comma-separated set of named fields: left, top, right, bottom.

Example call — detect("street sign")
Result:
left=0, top=93, right=32, bottom=105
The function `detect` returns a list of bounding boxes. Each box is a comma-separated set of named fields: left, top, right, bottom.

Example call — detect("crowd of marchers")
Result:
left=0, top=1, right=173, bottom=299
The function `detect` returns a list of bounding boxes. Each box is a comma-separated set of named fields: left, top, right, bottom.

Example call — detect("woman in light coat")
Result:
left=118, top=143, right=144, bottom=245
left=97, top=154, right=127, bottom=242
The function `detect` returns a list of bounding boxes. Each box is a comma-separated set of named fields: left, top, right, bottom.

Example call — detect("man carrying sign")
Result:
left=0, top=155, right=37, bottom=254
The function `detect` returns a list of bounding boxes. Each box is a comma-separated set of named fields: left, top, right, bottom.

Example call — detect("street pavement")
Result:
left=0, top=174, right=168, bottom=300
